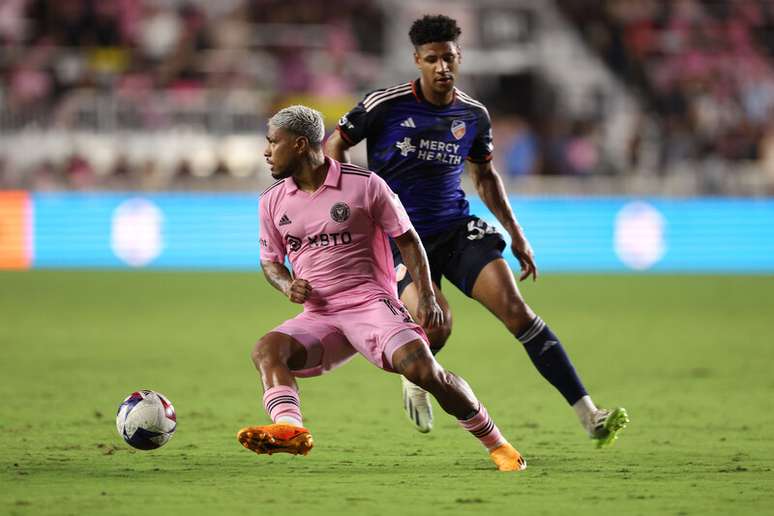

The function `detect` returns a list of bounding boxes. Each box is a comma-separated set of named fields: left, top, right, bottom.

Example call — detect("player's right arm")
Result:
left=325, top=127, right=353, bottom=163
left=259, top=193, right=311, bottom=304
left=325, top=101, right=371, bottom=163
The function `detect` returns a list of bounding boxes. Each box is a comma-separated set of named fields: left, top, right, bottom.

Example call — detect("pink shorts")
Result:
left=271, top=297, right=428, bottom=378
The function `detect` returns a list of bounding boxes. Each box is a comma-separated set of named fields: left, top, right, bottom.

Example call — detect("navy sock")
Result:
left=517, top=316, right=587, bottom=405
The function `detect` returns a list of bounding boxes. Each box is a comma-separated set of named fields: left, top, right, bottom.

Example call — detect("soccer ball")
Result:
left=116, top=390, right=177, bottom=450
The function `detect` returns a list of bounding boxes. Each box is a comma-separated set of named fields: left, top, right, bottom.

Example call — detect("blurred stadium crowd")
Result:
left=558, top=0, right=774, bottom=177
left=1, top=0, right=773, bottom=193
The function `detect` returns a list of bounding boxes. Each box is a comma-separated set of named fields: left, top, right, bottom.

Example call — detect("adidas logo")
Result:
left=540, top=340, right=559, bottom=355
left=279, top=214, right=292, bottom=226
left=400, top=117, right=416, bottom=128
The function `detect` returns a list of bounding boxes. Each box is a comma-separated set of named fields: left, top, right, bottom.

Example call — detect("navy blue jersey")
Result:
left=336, top=79, right=493, bottom=237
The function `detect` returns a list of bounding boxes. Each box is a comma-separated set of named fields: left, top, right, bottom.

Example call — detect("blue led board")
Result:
left=24, top=193, right=774, bottom=272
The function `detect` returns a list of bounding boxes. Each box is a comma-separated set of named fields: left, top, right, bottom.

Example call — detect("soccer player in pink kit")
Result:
left=237, top=105, right=526, bottom=471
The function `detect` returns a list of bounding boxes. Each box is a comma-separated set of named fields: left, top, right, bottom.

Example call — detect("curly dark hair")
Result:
left=409, top=14, right=462, bottom=47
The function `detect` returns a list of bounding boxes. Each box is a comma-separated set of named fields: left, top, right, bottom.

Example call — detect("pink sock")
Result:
left=262, top=385, right=303, bottom=427
left=458, top=404, right=507, bottom=451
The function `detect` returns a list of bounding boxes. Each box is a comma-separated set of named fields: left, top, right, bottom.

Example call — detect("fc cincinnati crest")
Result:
left=451, top=119, right=466, bottom=140
left=330, top=202, right=350, bottom=222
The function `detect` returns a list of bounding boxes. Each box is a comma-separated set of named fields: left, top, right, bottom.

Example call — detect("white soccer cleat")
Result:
left=401, top=376, right=433, bottom=433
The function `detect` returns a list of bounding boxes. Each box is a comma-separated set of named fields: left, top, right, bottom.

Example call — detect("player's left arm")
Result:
left=366, top=173, right=443, bottom=328
left=393, top=229, right=443, bottom=329
left=468, top=160, right=538, bottom=281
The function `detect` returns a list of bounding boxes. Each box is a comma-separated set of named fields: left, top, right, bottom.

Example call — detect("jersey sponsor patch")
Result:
left=395, top=137, right=417, bottom=157
left=451, top=119, right=466, bottom=140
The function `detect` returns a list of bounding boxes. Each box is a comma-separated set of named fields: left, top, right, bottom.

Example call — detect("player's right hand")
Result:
left=285, top=278, right=312, bottom=304
left=510, top=230, right=538, bottom=282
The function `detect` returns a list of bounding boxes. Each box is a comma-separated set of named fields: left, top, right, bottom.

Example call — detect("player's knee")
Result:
left=426, top=313, right=452, bottom=354
left=250, top=340, right=265, bottom=367
left=402, top=358, right=439, bottom=389
left=251, top=337, right=281, bottom=368
left=501, top=303, right=535, bottom=337
left=406, top=362, right=448, bottom=393
left=425, top=321, right=451, bottom=354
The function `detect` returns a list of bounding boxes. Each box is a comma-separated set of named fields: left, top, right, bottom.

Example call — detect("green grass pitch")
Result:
left=1, top=271, right=773, bottom=515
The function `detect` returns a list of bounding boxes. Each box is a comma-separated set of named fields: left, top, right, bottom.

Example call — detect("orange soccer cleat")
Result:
left=489, top=443, right=527, bottom=472
left=237, top=423, right=314, bottom=456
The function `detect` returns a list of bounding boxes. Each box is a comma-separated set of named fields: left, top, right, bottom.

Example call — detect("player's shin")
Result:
left=457, top=402, right=506, bottom=451
left=237, top=384, right=313, bottom=456
left=417, top=366, right=526, bottom=471
left=263, top=385, right=303, bottom=427
left=517, top=316, right=588, bottom=407
left=457, top=400, right=526, bottom=472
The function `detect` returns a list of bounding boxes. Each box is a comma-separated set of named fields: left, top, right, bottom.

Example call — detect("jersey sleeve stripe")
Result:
left=365, top=89, right=413, bottom=112
left=340, top=162, right=370, bottom=172
left=364, top=86, right=412, bottom=110
left=454, top=88, right=484, bottom=105
left=363, top=82, right=412, bottom=107
left=363, top=83, right=409, bottom=104
left=456, top=94, right=487, bottom=111
left=340, top=163, right=372, bottom=176
left=260, top=179, right=285, bottom=197
left=455, top=89, right=489, bottom=113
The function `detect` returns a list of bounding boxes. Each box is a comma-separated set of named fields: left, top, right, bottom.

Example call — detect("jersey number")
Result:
left=467, top=219, right=497, bottom=241
left=381, top=298, right=414, bottom=323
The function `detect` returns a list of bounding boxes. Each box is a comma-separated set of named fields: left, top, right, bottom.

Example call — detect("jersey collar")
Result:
left=285, top=156, right=341, bottom=194
left=322, top=156, right=341, bottom=188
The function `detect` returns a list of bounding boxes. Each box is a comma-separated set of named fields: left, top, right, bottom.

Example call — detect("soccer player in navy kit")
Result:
left=327, top=14, right=628, bottom=446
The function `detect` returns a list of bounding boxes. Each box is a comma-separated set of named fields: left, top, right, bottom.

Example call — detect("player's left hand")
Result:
left=417, top=294, right=444, bottom=329
left=510, top=230, right=538, bottom=282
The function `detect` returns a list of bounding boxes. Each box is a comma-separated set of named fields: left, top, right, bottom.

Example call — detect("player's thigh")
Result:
left=470, top=258, right=535, bottom=333
left=270, top=313, right=358, bottom=378
left=443, top=216, right=507, bottom=298
left=334, top=297, right=429, bottom=372
left=254, top=331, right=309, bottom=370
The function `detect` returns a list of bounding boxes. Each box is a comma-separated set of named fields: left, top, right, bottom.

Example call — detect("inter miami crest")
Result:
left=286, top=235, right=302, bottom=252
left=330, top=202, right=350, bottom=223
left=451, top=119, right=466, bottom=140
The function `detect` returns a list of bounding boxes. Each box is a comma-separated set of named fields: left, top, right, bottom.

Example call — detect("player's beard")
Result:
left=270, top=164, right=294, bottom=180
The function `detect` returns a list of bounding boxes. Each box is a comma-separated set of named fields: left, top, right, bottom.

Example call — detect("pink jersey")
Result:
left=259, top=157, right=413, bottom=312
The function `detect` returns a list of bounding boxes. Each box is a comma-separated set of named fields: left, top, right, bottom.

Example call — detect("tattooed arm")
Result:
left=392, top=229, right=443, bottom=328
left=261, top=260, right=311, bottom=304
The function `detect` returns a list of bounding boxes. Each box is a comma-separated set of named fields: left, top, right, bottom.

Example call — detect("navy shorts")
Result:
left=391, top=216, right=506, bottom=297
